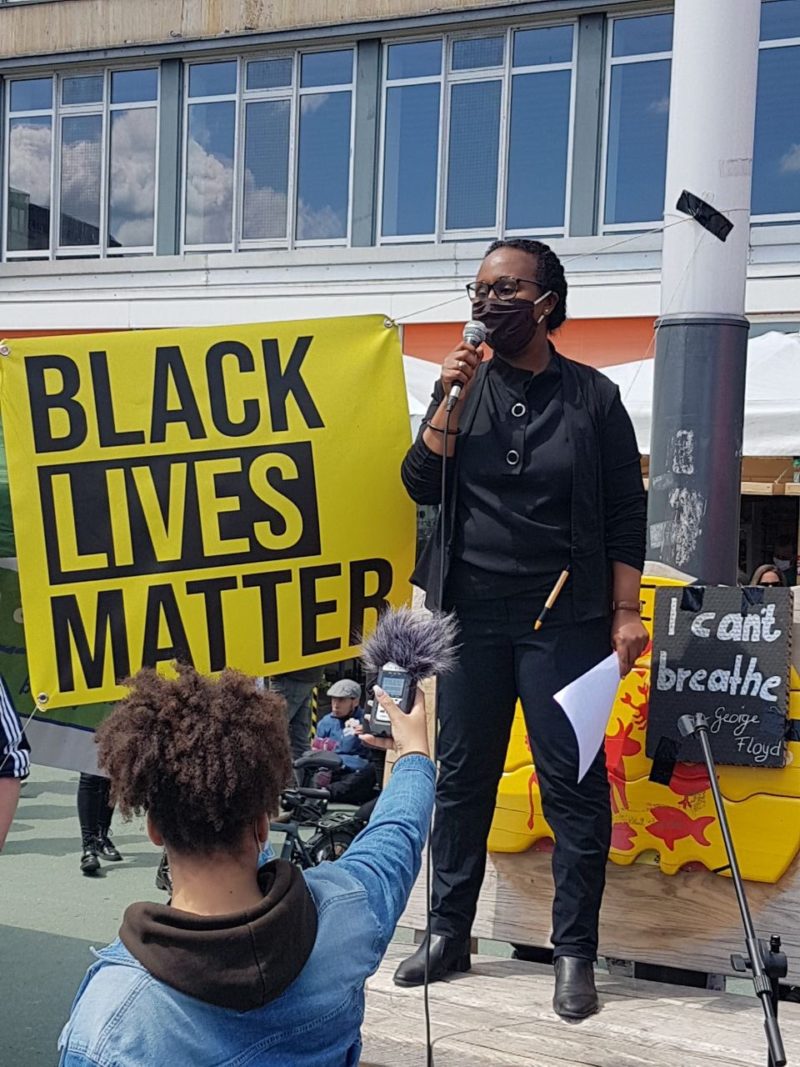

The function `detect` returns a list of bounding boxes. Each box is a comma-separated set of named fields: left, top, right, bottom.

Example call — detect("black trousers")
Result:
left=322, top=764, right=378, bottom=805
left=430, top=596, right=612, bottom=961
left=77, top=772, right=113, bottom=847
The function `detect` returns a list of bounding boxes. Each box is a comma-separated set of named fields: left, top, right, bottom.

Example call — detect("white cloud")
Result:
left=296, top=198, right=346, bottom=240
left=780, top=143, right=800, bottom=174
left=59, top=121, right=103, bottom=235
left=185, top=136, right=234, bottom=245
left=300, top=92, right=331, bottom=115
left=648, top=95, right=670, bottom=115
left=9, top=111, right=158, bottom=248
left=10, top=114, right=348, bottom=249
left=8, top=121, right=52, bottom=209
left=242, top=168, right=288, bottom=240
left=108, top=108, right=157, bottom=246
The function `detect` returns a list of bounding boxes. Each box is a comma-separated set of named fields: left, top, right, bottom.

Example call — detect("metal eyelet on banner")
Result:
left=511, top=402, right=526, bottom=418
left=506, top=449, right=520, bottom=466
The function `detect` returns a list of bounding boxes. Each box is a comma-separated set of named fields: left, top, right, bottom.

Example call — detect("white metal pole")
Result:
left=647, top=0, right=762, bottom=583
left=660, top=0, right=761, bottom=315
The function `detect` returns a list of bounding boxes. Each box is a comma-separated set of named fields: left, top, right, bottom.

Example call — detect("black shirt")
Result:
left=401, top=349, right=646, bottom=621
left=449, top=355, right=571, bottom=600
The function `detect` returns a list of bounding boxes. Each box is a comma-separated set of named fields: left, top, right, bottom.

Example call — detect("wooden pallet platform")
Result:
left=361, top=946, right=800, bottom=1066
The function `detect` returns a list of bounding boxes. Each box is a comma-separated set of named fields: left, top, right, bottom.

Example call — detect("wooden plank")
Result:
left=403, top=849, right=800, bottom=980
left=362, top=948, right=800, bottom=1067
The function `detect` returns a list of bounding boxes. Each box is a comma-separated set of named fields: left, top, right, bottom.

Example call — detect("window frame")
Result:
left=3, top=64, right=161, bottom=261
left=751, top=24, right=800, bottom=225
left=599, top=9, right=673, bottom=234
left=180, top=45, right=357, bottom=254
left=3, top=74, right=55, bottom=261
left=377, top=22, right=577, bottom=246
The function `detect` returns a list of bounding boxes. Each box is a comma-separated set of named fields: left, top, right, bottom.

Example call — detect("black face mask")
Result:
left=471, top=298, right=537, bottom=358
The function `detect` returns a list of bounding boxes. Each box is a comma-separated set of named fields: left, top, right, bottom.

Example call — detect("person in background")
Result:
left=749, top=563, right=787, bottom=588
left=772, top=541, right=797, bottom=587
left=312, top=679, right=376, bottom=804
left=0, top=675, right=30, bottom=852
left=269, top=666, right=324, bottom=761
left=78, top=772, right=122, bottom=875
left=58, top=665, right=434, bottom=1067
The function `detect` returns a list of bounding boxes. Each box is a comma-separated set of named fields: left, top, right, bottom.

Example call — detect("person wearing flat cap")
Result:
left=311, top=680, right=378, bottom=804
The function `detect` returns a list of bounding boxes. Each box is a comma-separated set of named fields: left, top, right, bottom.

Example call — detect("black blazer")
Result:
left=401, top=350, right=647, bottom=620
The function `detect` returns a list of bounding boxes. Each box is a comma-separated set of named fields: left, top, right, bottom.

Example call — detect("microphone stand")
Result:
left=677, top=713, right=788, bottom=1067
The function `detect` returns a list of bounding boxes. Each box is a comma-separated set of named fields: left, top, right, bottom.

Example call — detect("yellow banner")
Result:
left=0, top=316, right=414, bottom=709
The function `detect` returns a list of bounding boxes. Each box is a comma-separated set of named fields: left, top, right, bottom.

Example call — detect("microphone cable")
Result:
left=422, top=394, right=456, bottom=1067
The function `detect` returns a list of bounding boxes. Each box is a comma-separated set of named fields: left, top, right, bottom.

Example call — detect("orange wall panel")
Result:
left=403, top=317, right=657, bottom=369
left=4, top=320, right=656, bottom=371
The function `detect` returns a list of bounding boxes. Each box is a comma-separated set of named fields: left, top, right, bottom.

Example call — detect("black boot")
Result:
left=80, top=840, right=101, bottom=876
left=97, top=832, right=123, bottom=861
left=553, top=957, right=599, bottom=1020
left=393, top=934, right=471, bottom=988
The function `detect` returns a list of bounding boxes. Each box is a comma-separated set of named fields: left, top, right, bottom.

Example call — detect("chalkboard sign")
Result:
left=646, top=586, right=792, bottom=767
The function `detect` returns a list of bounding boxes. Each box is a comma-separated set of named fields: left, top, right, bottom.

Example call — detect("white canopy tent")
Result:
left=404, top=331, right=800, bottom=457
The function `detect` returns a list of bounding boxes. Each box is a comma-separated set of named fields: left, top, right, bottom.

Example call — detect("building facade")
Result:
left=1, top=0, right=799, bottom=566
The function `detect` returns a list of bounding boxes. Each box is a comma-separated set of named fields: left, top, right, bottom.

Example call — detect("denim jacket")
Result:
left=58, top=754, right=435, bottom=1067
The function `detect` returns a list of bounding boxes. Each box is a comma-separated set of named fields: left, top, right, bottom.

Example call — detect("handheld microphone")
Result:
left=445, top=320, right=487, bottom=412
left=361, top=608, right=459, bottom=738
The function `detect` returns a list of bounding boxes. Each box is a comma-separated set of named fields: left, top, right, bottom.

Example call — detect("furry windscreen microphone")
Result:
left=361, top=608, right=459, bottom=738
left=362, top=608, right=459, bottom=682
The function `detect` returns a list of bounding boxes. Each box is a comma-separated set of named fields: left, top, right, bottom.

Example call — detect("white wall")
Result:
left=1, top=229, right=799, bottom=331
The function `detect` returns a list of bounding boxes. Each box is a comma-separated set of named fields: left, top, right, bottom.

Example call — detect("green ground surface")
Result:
left=2, top=766, right=163, bottom=1066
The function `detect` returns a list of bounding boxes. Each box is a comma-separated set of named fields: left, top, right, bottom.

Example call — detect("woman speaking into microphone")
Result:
left=397, top=239, right=647, bottom=1020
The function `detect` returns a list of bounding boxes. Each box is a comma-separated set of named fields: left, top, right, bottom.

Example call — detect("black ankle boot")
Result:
left=80, top=840, right=100, bottom=876
left=393, top=934, right=471, bottom=988
left=97, top=833, right=122, bottom=861
left=553, top=957, right=599, bottom=1020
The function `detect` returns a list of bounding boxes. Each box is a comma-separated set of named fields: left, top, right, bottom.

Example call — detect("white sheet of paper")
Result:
left=554, top=652, right=621, bottom=783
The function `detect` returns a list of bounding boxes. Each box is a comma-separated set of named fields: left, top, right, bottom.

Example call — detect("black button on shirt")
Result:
left=449, top=355, right=572, bottom=600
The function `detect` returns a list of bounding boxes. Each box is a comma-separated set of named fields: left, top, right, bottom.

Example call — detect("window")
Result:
left=3, top=68, right=159, bottom=259
left=379, top=26, right=575, bottom=242
left=602, top=13, right=673, bottom=230
left=753, top=0, right=800, bottom=220
left=182, top=48, right=354, bottom=250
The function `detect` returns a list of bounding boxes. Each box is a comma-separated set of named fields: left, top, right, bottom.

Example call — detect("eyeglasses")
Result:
left=466, top=276, right=541, bottom=302
left=759, top=580, right=782, bottom=587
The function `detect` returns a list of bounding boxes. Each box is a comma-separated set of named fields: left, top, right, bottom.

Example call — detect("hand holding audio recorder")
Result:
left=360, top=607, right=459, bottom=740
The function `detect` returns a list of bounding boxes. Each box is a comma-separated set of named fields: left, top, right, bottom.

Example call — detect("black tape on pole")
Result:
left=649, top=735, right=680, bottom=785
left=676, top=189, right=734, bottom=242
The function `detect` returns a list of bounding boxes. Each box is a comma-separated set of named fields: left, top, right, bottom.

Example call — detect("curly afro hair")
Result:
left=484, top=238, right=568, bottom=331
left=95, top=665, right=292, bottom=854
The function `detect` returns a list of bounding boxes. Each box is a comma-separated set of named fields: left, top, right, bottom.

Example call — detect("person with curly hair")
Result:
left=58, top=665, right=434, bottom=1067
left=398, top=238, right=647, bottom=1019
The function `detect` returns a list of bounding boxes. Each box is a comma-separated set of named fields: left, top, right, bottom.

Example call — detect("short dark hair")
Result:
left=95, top=665, right=292, bottom=854
left=485, top=238, right=568, bottom=331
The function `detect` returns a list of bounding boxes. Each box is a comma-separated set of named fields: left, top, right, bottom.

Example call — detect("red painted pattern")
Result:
left=611, top=821, right=638, bottom=851
left=647, top=806, right=715, bottom=851
left=668, top=763, right=712, bottom=810
left=605, top=719, right=641, bottom=814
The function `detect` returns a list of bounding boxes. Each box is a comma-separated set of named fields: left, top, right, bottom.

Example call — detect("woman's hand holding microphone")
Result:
left=440, top=341, right=482, bottom=408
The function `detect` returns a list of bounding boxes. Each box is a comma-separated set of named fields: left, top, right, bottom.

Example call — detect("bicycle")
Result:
left=270, top=749, right=376, bottom=868
left=270, top=786, right=369, bottom=867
